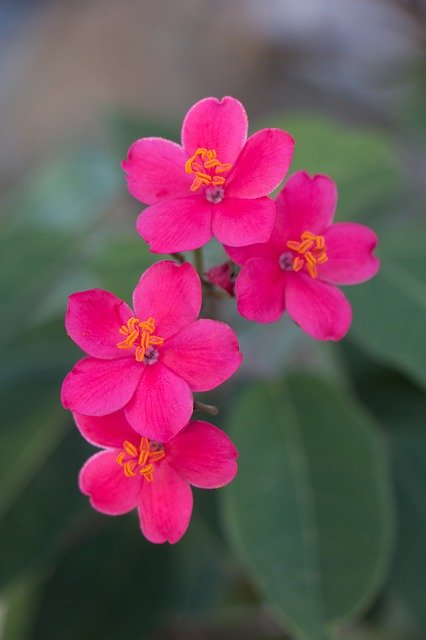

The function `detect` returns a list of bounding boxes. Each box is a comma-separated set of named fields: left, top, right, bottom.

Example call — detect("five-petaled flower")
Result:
left=61, top=261, right=242, bottom=442
left=122, top=96, right=294, bottom=252
left=225, top=171, right=380, bottom=341
left=75, top=410, right=238, bottom=544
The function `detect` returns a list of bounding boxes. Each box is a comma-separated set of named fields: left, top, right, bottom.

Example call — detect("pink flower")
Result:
left=205, top=262, right=236, bottom=296
left=75, top=410, right=238, bottom=544
left=122, top=96, right=294, bottom=252
left=225, top=171, right=380, bottom=341
left=61, top=261, right=242, bottom=441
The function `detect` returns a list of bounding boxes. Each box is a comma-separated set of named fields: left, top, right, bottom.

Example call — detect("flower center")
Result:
left=116, top=437, right=165, bottom=481
left=285, top=230, right=328, bottom=278
left=185, top=148, right=232, bottom=193
left=117, top=316, right=164, bottom=362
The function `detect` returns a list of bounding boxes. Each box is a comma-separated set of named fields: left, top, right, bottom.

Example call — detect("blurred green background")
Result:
left=1, top=1, right=425, bottom=639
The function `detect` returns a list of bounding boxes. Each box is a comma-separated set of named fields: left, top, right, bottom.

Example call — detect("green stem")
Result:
left=170, top=252, right=185, bottom=264
left=193, top=248, right=204, bottom=276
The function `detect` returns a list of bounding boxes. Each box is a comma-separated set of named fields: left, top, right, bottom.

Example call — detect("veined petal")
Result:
left=182, top=96, right=248, bottom=165
left=132, top=261, right=201, bottom=339
left=227, top=129, right=294, bottom=198
left=320, top=222, right=380, bottom=285
left=137, top=196, right=213, bottom=253
left=125, top=363, right=193, bottom=442
left=138, top=462, right=193, bottom=544
left=235, top=257, right=286, bottom=323
left=79, top=450, right=141, bottom=515
left=285, top=272, right=352, bottom=341
left=276, top=171, right=337, bottom=237
left=224, top=194, right=289, bottom=265
left=73, top=410, right=137, bottom=449
left=61, top=357, right=142, bottom=416
left=65, top=289, right=133, bottom=359
left=163, top=319, right=242, bottom=391
left=122, top=137, right=192, bottom=204
left=212, top=196, right=276, bottom=247
left=166, top=421, right=238, bottom=489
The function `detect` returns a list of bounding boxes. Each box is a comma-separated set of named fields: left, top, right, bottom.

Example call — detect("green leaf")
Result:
left=2, top=146, right=120, bottom=233
left=91, top=232, right=155, bottom=299
left=31, top=517, right=173, bottom=640
left=2, top=575, right=43, bottom=640
left=349, top=365, right=426, bottom=632
left=259, top=114, right=402, bottom=225
left=347, top=227, right=426, bottom=388
left=0, top=392, right=88, bottom=590
left=223, top=374, right=394, bottom=640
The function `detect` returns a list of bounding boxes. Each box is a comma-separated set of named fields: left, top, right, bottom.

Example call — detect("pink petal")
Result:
left=79, top=450, right=141, bottom=515
left=204, top=263, right=235, bottom=296
left=65, top=289, right=133, bottom=359
left=166, top=420, right=238, bottom=489
left=181, top=96, right=248, bottom=165
left=227, top=129, right=294, bottom=198
left=319, top=222, right=380, bottom=285
left=163, top=319, right=242, bottom=391
left=138, top=461, right=193, bottom=544
left=285, top=272, right=352, bottom=341
left=225, top=193, right=291, bottom=265
left=61, top=357, right=142, bottom=416
left=132, top=261, right=201, bottom=339
left=235, top=257, right=286, bottom=323
left=212, top=196, right=276, bottom=247
left=125, top=363, right=193, bottom=442
left=137, top=196, right=213, bottom=253
left=276, top=171, right=337, bottom=238
left=122, top=137, right=192, bottom=205
left=73, top=410, right=137, bottom=448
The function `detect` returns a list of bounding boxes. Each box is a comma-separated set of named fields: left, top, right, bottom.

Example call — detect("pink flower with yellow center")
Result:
left=61, top=261, right=242, bottom=442
left=225, top=171, right=380, bottom=341
left=75, top=411, right=238, bottom=544
left=122, top=96, right=294, bottom=252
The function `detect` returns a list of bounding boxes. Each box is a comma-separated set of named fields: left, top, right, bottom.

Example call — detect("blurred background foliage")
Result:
left=0, top=1, right=425, bottom=639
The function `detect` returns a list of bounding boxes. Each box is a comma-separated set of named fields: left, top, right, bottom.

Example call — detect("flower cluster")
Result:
left=62, top=96, right=379, bottom=543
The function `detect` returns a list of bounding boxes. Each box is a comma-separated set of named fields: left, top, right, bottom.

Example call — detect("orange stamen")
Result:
left=286, top=230, right=328, bottom=278
left=185, top=147, right=232, bottom=192
left=116, top=437, right=165, bottom=482
left=117, top=316, right=164, bottom=362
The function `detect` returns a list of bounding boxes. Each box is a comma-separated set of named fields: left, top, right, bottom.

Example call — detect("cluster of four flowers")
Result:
left=61, top=97, right=379, bottom=543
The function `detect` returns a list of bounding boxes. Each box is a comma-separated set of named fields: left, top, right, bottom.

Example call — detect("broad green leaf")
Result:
left=0, top=404, right=88, bottom=590
left=91, top=232, right=155, bottom=299
left=347, top=227, right=426, bottom=388
left=390, top=413, right=426, bottom=630
left=2, top=575, right=43, bottom=640
left=346, top=363, right=426, bottom=632
left=107, top=109, right=179, bottom=155
left=2, top=146, right=120, bottom=233
left=259, top=114, right=402, bottom=225
left=31, top=517, right=173, bottom=640
left=223, top=375, right=394, bottom=640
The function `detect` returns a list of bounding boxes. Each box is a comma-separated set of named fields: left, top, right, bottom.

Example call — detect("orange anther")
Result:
left=185, top=147, right=232, bottom=192
left=117, top=316, right=164, bottom=362
left=116, top=437, right=165, bottom=482
left=293, top=256, right=304, bottom=272
left=286, top=230, right=327, bottom=278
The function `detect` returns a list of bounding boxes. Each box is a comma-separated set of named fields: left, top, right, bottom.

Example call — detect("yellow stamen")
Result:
left=124, top=460, right=137, bottom=477
left=286, top=230, right=327, bottom=278
left=293, top=256, right=304, bottom=272
left=123, top=441, right=138, bottom=457
left=185, top=147, right=232, bottom=192
left=116, top=452, right=126, bottom=466
left=117, top=316, right=164, bottom=362
left=116, top=437, right=165, bottom=482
